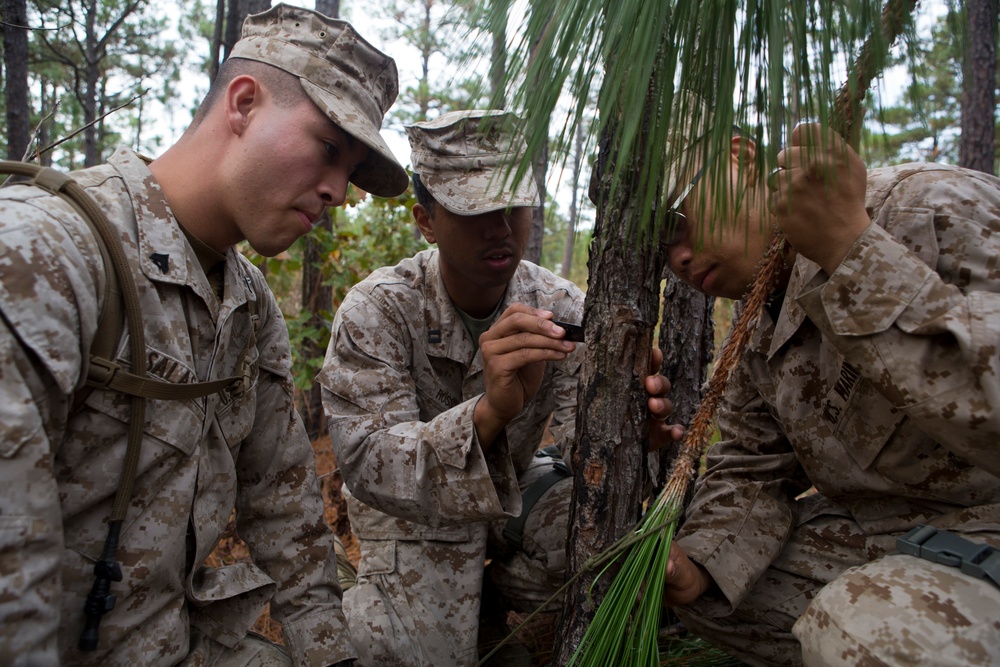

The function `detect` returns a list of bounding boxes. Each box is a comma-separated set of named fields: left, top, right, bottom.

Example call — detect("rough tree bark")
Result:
left=209, top=0, right=226, bottom=83
left=959, top=0, right=998, bottom=175
left=2, top=0, right=31, bottom=160
left=300, top=209, right=335, bottom=440
left=223, top=0, right=269, bottom=63
left=553, top=116, right=669, bottom=663
left=526, top=140, right=547, bottom=264
left=314, top=0, right=340, bottom=18
left=654, top=275, right=714, bottom=498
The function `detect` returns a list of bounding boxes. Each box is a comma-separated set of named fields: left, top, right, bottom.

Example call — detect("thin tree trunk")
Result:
left=222, top=1, right=270, bottom=65
left=561, top=121, right=584, bottom=279
left=526, top=140, right=547, bottom=264
left=419, top=0, right=431, bottom=119
left=489, top=5, right=506, bottom=104
left=209, top=0, right=225, bottom=82
left=83, top=0, right=101, bottom=166
left=246, top=0, right=270, bottom=16
left=300, top=213, right=334, bottom=440
left=523, top=12, right=549, bottom=266
left=959, top=0, right=998, bottom=175
left=654, top=275, right=714, bottom=497
left=223, top=0, right=242, bottom=61
left=554, top=116, right=668, bottom=664
left=3, top=0, right=31, bottom=160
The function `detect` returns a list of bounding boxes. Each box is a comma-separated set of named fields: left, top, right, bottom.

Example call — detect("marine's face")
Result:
left=418, top=204, right=532, bottom=317
left=229, top=96, right=368, bottom=257
left=665, top=141, right=773, bottom=301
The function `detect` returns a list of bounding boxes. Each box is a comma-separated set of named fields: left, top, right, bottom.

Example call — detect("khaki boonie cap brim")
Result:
left=407, top=110, right=539, bottom=215
left=233, top=3, right=408, bottom=197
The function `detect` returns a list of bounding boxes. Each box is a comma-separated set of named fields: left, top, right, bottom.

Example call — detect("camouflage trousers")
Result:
left=182, top=629, right=290, bottom=667
left=343, top=454, right=571, bottom=667
left=675, top=500, right=1000, bottom=666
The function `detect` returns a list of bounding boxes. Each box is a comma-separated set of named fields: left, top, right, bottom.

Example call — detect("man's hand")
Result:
left=769, top=123, right=871, bottom=275
left=475, top=304, right=577, bottom=448
left=663, top=542, right=713, bottom=607
left=645, top=347, right=684, bottom=451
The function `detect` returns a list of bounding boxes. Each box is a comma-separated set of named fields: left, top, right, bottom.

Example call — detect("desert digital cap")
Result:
left=406, top=110, right=539, bottom=215
left=232, top=3, right=408, bottom=197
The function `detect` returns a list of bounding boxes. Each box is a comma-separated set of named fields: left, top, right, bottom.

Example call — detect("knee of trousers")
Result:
left=793, top=554, right=1000, bottom=667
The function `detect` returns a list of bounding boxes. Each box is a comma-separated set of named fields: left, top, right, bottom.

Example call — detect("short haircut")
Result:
left=191, top=58, right=308, bottom=127
left=411, top=173, right=436, bottom=216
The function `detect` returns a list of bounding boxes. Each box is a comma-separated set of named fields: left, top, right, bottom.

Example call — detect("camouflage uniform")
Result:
left=319, top=248, right=583, bottom=666
left=675, top=163, right=1000, bottom=665
left=0, top=148, right=353, bottom=665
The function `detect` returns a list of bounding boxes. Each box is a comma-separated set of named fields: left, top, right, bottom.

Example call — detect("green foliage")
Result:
left=568, top=500, right=678, bottom=666
left=862, top=12, right=963, bottom=166
left=377, top=0, right=493, bottom=127
left=540, top=201, right=592, bottom=289
left=243, top=185, right=428, bottom=391
left=862, top=8, right=1000, bottom=168
left=16, top=0, right=184, bottom=167
left=491, top=0, right=924, bottom=245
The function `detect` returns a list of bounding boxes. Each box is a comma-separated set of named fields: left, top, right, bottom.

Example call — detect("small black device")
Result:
left=553, top=320, right=585, bottom=342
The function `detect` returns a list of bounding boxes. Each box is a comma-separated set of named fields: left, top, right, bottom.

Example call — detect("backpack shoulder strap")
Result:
left=2, top=160, right=251, bottom=403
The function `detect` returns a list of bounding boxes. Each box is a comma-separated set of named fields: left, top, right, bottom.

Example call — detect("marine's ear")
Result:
left=412, top=203, right=437, bottom=244
left=224, top=75, right=262, bottom=137
left=731, top=133, right=759, bottom=186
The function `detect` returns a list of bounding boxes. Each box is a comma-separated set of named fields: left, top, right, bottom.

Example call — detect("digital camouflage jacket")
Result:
left=319, top=249, right=582, bottom=665
left=677, top=163, right=1000, bottom=613
left=0, top=148, right=351, bottom=666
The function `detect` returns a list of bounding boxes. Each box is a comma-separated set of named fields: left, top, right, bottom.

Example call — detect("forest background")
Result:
left=1, top=0, right=997, bottom=662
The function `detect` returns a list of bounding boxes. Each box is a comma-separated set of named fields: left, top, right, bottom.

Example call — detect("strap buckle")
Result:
left=896, top=525, right=1000, bottom=590
left=85, top=356, right=122, bottom=389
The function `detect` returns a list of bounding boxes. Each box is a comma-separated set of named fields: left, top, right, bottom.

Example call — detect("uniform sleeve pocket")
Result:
left=356, top=539, right=396, bottom=577
left=835, top=379, right=905, bottom=470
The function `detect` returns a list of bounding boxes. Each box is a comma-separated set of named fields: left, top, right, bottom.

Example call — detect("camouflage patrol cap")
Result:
left=406, top=110, right=539, bottom=215
left=232, top=3, right=408, bottom=197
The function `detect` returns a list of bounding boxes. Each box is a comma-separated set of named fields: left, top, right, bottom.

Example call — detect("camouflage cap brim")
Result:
left=416, top=160, right=539, bottom=215
left=299, top=79, right=409, bottom=197
left=407, top=110, right=539, bottom=215
left=233, top=4, right=409, bottom=198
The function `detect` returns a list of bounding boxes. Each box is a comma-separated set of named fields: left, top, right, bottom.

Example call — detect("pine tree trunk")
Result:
left=2, top=0, right=31, bottom=160
left=301, top=208, right=335, bottom=440
left=553, top=121, right=668, bottom=664
left=654, top=275, right=714, bottom=497
left=526, top=139, right=547, bottom=265
left=959, top=0, right=998, bottom=175
left=315, top=0, right=340, bottom=18
left=561, top=122, right=585, bottom=279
